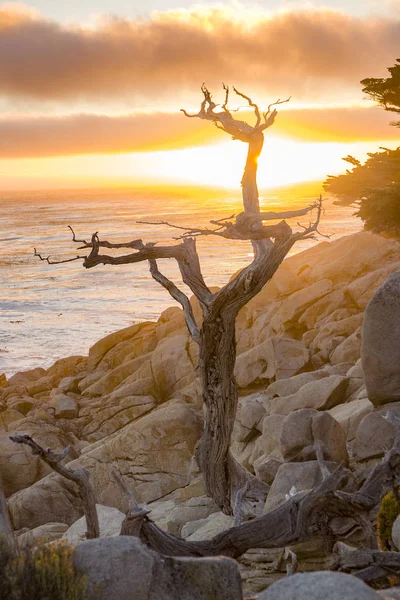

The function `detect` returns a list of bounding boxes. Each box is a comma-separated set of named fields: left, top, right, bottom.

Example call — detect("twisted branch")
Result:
left=10, top=434, right=99, bottom=539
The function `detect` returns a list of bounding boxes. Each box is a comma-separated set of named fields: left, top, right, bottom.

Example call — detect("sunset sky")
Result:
left=0, top=0, right=399, bottom=190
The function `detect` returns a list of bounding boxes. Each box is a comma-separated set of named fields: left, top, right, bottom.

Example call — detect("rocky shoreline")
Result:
left=2, top=230, right=400, bottom=598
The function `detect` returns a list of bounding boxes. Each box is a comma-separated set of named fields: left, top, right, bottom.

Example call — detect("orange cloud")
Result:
left=0, top=106, right=397, bottom=159
left=0, top=5, right=399, bottom=103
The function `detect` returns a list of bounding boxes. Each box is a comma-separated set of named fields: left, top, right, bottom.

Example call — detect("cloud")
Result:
left=0, top=106, right=397, bottom=159
left=0, top=4, right=399, bottom=104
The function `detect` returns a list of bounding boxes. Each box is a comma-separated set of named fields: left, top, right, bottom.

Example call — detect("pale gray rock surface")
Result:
left=362, top=271, right=400, bottom=406
left=63, top=504, right=125, bottom=544
left=73, top=536, right=243, bottom=600
left=279, top=408, right=348, bottom=464
left=257, top=571, right=381, bottom=599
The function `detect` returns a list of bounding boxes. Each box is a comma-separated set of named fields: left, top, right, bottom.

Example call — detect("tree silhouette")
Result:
left=35, top=85, right=322, bottom=517
left=325, top=59, right=400, bottom=235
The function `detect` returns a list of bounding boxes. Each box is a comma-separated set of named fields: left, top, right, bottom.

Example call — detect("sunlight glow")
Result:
left=0, top=135, right=397, bottom=191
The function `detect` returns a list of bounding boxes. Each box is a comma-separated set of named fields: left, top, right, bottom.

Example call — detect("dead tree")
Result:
left=35, top=85, right=323, bottom=516
left=114, top=434, right=400, bottom=563
left=0, top=483, right=17, bottom=552
left=10, top=434, right=99, bottom=539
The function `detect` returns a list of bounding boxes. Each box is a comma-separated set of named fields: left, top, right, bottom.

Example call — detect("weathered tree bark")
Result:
left=10, top=434, right=100, bottom=539
left=0, top=483, right=17, bottom=552
left=35, top=85, right=323, bottom=517
left=115, top=434, right=400, bottom=561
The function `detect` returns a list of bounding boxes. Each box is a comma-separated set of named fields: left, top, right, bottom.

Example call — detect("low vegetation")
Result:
left=0, top=537, right=88, bottom=600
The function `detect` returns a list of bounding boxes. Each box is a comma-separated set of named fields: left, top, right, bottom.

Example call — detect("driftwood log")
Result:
left=10, top=434, right=100, bottom=539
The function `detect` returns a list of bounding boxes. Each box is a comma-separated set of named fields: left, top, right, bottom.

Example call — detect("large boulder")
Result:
left=362, top=271, right=400, bottom=406
left=269, top=375, right=348, bottom=415
left=63, top=504, right=125, bottom=544
left=279, top=409, right=348, bottom=464
left=8, top=404, right=202, bottom=529
left=17, top=522, right=68, bottom=549
left=329, top=397, right=373, bottom=441
left=0, top=421, right=77, bottom=497
left=264, top=460, right=339, bottom=513
left=277, top=279, right=333, bottom=330
left=235, top=337, right=309, bottom=388
left=258, top=571, right=381, bottom=599
left=73, top=536, right=243, bottom=600
left=352, top=404, right=400, bottom=461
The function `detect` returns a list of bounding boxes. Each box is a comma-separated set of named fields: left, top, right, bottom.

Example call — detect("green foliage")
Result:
left=324, top=147, right=400, bottom=208
left=377, top=491, right=400, bottom=551
left=0, top=536, right=88, bottom=600
left=356, top=184, right=400, bottom=235
left=361, top=58, right=400, bottom=127
left=324, top=59, right=400, bottom=235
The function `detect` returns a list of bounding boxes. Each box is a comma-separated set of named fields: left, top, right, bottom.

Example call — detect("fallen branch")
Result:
left=10, top=434, right=99, bottom=540
left=112, top=434, right=400, bottom=559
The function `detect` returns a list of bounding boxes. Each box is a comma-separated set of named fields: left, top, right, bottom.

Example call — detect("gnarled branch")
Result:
left=10, top=434, right=99, bottom=540
left=149, top=259, right=201, bottom=343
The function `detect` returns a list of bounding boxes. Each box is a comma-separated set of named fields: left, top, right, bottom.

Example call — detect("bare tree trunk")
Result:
left=242, top=134, right=264, bottom=215
left=0, top=484, right=17, bottom=552
left=197, top=312, right=238, bottom=514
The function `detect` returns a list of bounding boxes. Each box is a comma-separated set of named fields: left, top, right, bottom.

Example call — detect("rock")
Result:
left=150, top=333, right=196, bottom=397
left=186, top=512, right=235, bottom=541
left=269, top=375, right=348, bottom=415
left=7, top=367, right=46, bottom=387
left=83, top=355, right=153, bottom=398
left=17, top=522, right=68, bottom=549
left=63, top=504, right=125, bottom=544
left=46, top=356, right=87, bottom=385
left=0, top=408, right=25, bottom=430
left=258, top=570, right=381, bottom=599
left=81, top=395, right=156, bottom=442
left=392, top=515, right=400, bottom=550
left=264, top=460, right=339, bottom=513
left=7, top=396, right=35, bottom=416
left=277, top=279, right=333, bottom=330
left=250, top=414, right=285, bottom=464
left=74, top=536, right=243, bottom=600
left=235, top=337, right=309, bottom=388
left=362, top=271, right=400, bottom=406
left=53, top=394, right=78, bottom=419
left=299, top=289, right=350, bottom=330
left=8, top=471, right=84, bottom=530
left=0, top=421, right=76, bottom=497
left=330, top=328, right=362, bottom=364
left=233, top=394, right=267, bottom=453
left=266, top=371, right=330, bottom=398
left=310, top=314, right=363, bottom=361
left=0, top=373, right=6, bottom=387
left=280, top=409, right=348, bottom=464
left=347, top=264, right=399, bottom=309
left=8, top=404, right=202, bottom=529
left=253, top=455, right=282, bottom=485
left=305, top=231, right=400, bottom=285
left=378, top=588, right=400, bottom=599
left=88, top=322, right=155, bottom=369
left=159, top=496, right=219, bottom=536
left=352, top=406, right=400, bottom=461
left=328, top=398, right=373, bottom=441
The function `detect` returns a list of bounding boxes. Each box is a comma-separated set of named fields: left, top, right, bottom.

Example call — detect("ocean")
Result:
left=0, top=186, right=361, bottom=377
